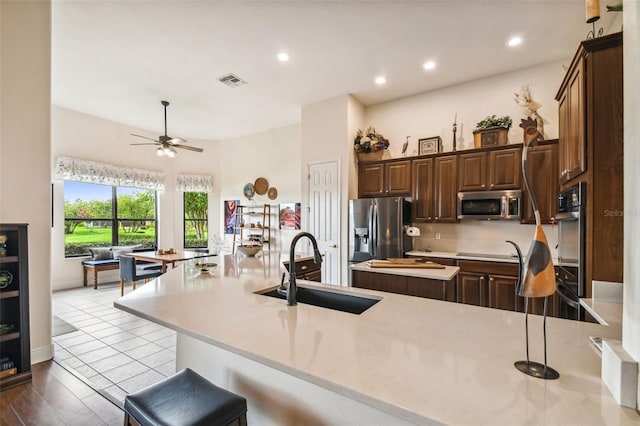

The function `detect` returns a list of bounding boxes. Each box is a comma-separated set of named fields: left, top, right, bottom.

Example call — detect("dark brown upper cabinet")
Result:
left=458, top=146, right=521, bottom=192
left=521, top=140, right=559, bottom=224
left=358, top=159, right=411, bottom=197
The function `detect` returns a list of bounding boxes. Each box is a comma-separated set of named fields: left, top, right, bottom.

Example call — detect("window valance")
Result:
left=54, top=156, right=166, bottom=191
left=176, top=173, right=214, bottom=193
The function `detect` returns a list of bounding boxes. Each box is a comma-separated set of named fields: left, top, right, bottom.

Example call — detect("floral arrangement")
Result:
left=354, top=126, right=390, bottom=153
left=475, top=115, right=512, bottom=131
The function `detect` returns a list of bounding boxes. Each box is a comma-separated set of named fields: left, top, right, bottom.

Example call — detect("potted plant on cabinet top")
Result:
left=354, top=126, right=390, bottom=162
left=473, top=115, right=512, bottom=148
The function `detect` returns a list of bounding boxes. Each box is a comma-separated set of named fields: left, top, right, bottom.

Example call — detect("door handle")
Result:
left=329, top=244, right=337, bottom=248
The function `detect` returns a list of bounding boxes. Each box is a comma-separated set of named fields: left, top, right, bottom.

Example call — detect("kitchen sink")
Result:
left=257, top=286, right=380, bottom=315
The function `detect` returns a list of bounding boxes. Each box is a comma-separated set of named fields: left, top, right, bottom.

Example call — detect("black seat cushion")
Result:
left=124, top=368, right=247, bottom=426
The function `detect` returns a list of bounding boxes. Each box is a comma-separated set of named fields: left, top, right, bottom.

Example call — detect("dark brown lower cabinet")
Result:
left=353, top=259, right=562, bottom=318
left=406, top=276, right=456, bottom=302
left=457, top=260, right=522, bottom=312
left=488, top=274, right=524, bottom=312
left=351, top=270, right=455, bottom=302
left=457, top=271, right=488, bottom=307
left=527, top=293, right=559, bottom=318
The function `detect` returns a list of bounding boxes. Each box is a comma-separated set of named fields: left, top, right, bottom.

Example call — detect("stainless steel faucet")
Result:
left=280, top=232, right=323, bottom=306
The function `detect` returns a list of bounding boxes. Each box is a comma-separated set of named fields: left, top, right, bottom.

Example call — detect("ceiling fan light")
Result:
left=156, top=147, right=164, bottom=156
left=167, top=147, right=176, bottom=158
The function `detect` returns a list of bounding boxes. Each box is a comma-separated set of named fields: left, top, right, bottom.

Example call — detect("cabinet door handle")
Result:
left=427, top=216, right=431, bottom=220
left=481, top=184, right=486, bottom=188
left=490, top=184, right=494, bottom=188
left=489, top=277, right=495, bottom=283
left=301, top=265, right=308, bottom=271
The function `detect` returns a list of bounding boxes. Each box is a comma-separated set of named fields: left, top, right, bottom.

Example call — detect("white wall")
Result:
left=366, top=60, right=566, bottom=157
left=301, top=95, right=361, bottom=284
left=0, top=0, right=53, bottom=363
left=623, top=0, right=640, bottom=401
left=217, top=124, right=302, bottom=251
left=357, top=61, right=564, bottom=257
left=51, top=106, right=221, bottom=290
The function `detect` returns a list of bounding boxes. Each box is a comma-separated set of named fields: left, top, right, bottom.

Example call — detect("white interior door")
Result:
left=308, top=161, right=340, bottom=285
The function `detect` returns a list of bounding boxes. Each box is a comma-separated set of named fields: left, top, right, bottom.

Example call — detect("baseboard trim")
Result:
left=32, top=343, right=54, bottom=364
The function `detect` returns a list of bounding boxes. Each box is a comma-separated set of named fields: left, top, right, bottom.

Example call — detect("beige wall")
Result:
left=51, top=106, right=221, bottom=290
left=217, top=124, right=302, bottom=251
left=0, top=0, right=53, bottom=363
left=366, top=60, right=565, bottom=157
left=623, top=0, right=640, bottom=403
left=51, top=107, right=303, bottom=289
left=301, top=95, right=360, bottom=284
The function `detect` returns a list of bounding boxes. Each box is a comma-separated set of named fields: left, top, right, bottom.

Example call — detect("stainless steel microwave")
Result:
left=457, top=190, right=522, bottom=220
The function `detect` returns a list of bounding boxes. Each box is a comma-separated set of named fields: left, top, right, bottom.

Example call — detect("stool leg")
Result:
left=120, top=279, right=125, bottom=297
left=124, top=412, right=141, bottom=426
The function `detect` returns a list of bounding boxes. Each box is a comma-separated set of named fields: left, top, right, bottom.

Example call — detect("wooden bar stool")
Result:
left=124, top=368, right=247, bottom=426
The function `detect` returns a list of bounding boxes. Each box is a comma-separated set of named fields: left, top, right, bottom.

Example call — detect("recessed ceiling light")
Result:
left=423, top=61, right=437, bottom=71
left=507, top=36, right=523, bottom=47
left=375, top=76, right=386, bottom=85
left=277, top=52, right=290, bottom=62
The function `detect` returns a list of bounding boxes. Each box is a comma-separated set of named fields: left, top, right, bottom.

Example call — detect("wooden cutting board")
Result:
left=368, top=261, right=446, bottom=269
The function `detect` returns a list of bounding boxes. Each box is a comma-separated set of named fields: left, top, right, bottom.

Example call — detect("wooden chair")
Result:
left=119, top=255, right=163, bottom=296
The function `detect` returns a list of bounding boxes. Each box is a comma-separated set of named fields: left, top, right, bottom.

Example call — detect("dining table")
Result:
left=127, top=250, right=213, bottom=273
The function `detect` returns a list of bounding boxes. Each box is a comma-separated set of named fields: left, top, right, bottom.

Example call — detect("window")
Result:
left=64, top=181, right=157, bottom=256
left=183, top=192, right=208, bottom=248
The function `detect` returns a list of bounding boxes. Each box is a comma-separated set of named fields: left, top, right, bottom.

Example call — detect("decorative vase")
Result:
left=356, top=150, right=385, bottom=162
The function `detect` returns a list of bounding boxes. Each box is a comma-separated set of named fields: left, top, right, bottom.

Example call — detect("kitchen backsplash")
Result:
left=411, top=221, right=558, bottom=258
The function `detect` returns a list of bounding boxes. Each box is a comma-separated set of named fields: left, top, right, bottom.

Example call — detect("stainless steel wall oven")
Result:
left=555, top=182, right=586, bottom=320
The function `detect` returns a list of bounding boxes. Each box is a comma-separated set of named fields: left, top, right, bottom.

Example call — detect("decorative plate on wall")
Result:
left=243, top=183, right=255, bottom=200
left=267, top=187, right=278, bottom=200
left=254, top=177, right=269, bottom=195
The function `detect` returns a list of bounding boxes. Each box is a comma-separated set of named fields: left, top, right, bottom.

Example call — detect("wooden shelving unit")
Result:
left=0, top=223, right=31, bottom=391
left=232, top=204, right=271, bottom=253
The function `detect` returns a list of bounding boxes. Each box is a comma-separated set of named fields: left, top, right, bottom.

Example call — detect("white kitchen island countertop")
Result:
left=350, top=260, right=459, bottom=280
left=115, top=253, right=639, bottom=425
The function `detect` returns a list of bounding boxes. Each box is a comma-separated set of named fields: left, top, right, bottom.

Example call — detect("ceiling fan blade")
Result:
left=131, top=134, right=160, bottom=142
left=168, top=137, right=187, bottom=145
left=175, top=144, right=203, bottom=153
left=130, top=142, right=160, bottom=146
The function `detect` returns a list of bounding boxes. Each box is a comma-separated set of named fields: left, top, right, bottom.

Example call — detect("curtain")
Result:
left=54, top=156, right=165, bottom=190
left=176, top=173, right=214, bottom=192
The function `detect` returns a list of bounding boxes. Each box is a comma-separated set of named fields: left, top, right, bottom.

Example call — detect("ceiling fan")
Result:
left=130, top=100, right=203, bottom=157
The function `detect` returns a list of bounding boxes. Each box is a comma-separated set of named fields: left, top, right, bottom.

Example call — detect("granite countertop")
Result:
left=115, top=254, right=638, bottom=425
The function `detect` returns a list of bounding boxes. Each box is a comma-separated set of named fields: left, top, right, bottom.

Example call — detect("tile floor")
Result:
left=52, top=281, right=176, bottom=406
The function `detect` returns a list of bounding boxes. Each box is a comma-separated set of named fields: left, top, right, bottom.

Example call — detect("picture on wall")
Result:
left=279, top=203, right=301, bottom=230
left=224, top=200, right=240, bottom=234
left=418, top=136, right=442, bottom=155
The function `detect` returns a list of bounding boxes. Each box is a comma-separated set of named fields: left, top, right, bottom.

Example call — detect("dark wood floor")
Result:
left=0, top=361, right=123, bottom=425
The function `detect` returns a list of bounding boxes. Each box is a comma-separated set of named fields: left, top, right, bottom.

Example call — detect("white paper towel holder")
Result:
left=406, top=226, right=421, bottom=237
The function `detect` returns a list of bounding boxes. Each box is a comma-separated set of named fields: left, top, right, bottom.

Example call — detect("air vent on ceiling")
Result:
left=218, top=73, right=247, bottom=87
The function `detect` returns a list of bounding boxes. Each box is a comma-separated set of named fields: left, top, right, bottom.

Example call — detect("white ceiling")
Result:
left=52, top=0, right=617, bottom=142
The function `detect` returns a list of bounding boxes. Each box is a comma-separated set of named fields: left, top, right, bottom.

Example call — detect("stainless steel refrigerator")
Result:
left=348, top=197, right=412, bottom=264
